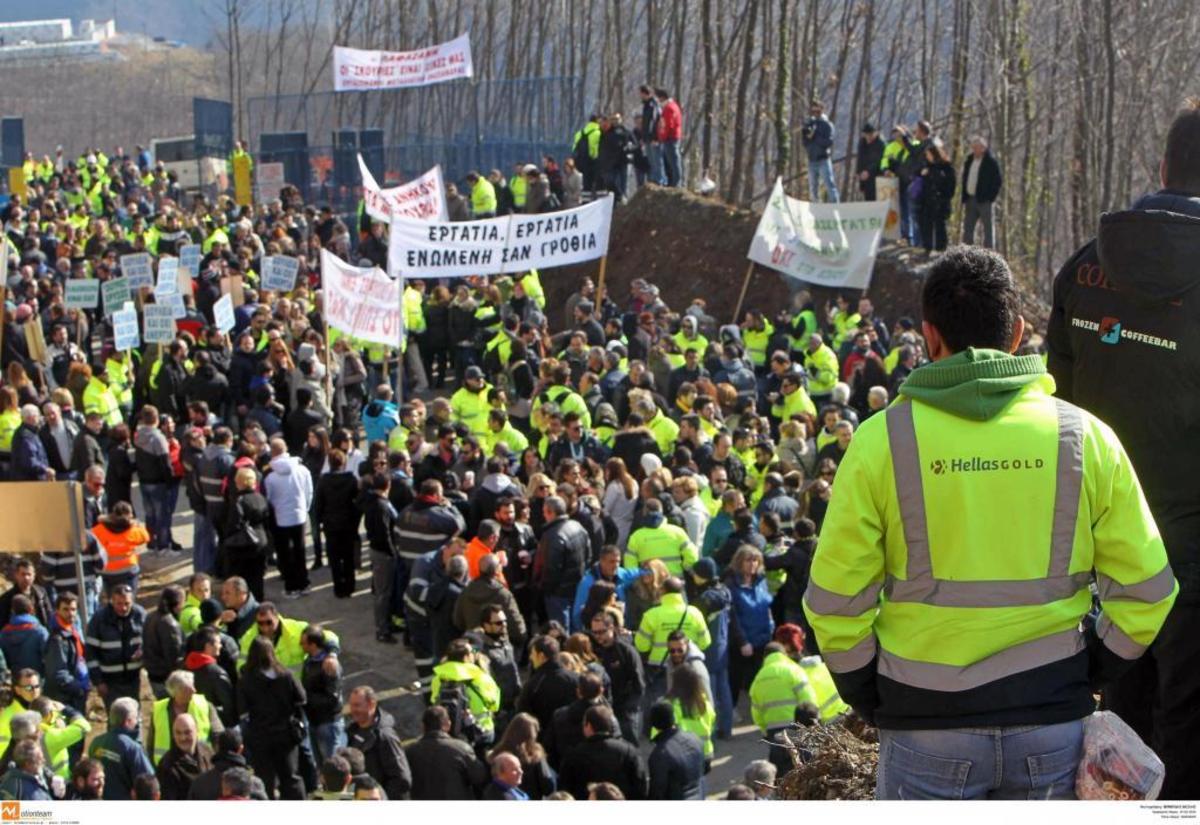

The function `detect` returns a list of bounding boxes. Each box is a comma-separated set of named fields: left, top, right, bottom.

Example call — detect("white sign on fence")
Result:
left=333, top=33, right=473, bottom=92
left=101, top=277, right=131, bottom=316
left=213, top=294, right=235, bottom=334
left=120, top=253, right=154, bottom=289
left=257, top=163, right=286, bottom=203
left=746, top=178, right=889, bottom=290
left=262, top=256, right=300, bottom=292
left=113, top=306, right=140, bottom=350
left=143, top=303, right=177, bottom=344
left=179, top=244, right=202, bottom=277
left=358, top=156, right=447, bottom=223
left=388, top=195, right=613, bottom=280
left=322, top=249, right=404, bottom=347
left=64, top=279, right=100, bottom=310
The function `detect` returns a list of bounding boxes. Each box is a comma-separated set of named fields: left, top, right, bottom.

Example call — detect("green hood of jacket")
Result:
left=899, top=348, right=1048, bottom=421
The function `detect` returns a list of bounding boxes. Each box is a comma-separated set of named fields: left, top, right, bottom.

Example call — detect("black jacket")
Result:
left=346, top=708, right=412, bottom=800
left=153, top=358, right=189, bottom=419
left=548, top=697, right=606, bottom=770
left=559, top=733, right=648, bottom=800
left=187, top=752, right=267, bottom=800
left=647, top=728, right=706, bottom=800
left=536, top=516, right=590, bottom=597
left=157, top=743, right=213, bottom=800
left=283, top=407, right=324, bottom=455
left=516, top=659, right=580, bottom=735
left=37, top=420, right=80, bottom=475
left=300, top=652, right=343, bottom=725
left=237, top=666, right=307, bottom=749
left=1048, top=192, right=1200, bottom=578
left=856, top=136, right=885, bottom=178
left=186, top=654, right=237, bottom=728
left=0, top=585, right=53, bottom=630
left=919, top=161, right=957, bottom=218
left=313, top=470, right=361, bottom=534
left=594, top=637, right=646, bottom=712
left=182, top=365, right=230, bottom=420
left=961, top=151, right=1003, bottom=204
left=763, top=537, right=814, bottom=615
left=404, top=730, right=486, bottom=800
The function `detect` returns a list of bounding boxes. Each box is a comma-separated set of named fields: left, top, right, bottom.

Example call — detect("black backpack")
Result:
left=438, top=680, right=483, bottom=744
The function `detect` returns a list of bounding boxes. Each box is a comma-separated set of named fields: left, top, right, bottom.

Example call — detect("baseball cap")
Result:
left=692, top=557, right=719, bottom=582
left=464, top=365, right=484, bottom=380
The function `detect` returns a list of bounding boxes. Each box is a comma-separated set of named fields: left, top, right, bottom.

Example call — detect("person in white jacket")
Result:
left=263, top=438, right=314, bottom=598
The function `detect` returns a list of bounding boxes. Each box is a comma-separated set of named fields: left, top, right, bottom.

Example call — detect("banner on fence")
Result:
left=143, top=304, right=177, bottom=344
left=213, top=294, right=235, bottom=334
left=333, top=33, right=473, bottom=92
left=322, top=249, right=404, bottom=347
left=65, top=279, right=99, bottom=310
left=113, top=305, right=140, bottom=350
left=358, top=156, right=447, bottom=223
left=388, top=195, right=613, bottom=280
left=262, top=256, right=300, bottom=292
left=747, top=178, right=888, bottom=290
left=102, top=277, right=131, bottom=316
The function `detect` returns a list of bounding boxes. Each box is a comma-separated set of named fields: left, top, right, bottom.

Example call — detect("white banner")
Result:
left=322, top=250, right=404, bottom=347
left=876, top=176, right=901, bottom=241
left=747, top=178, right=888, bottom=290
left=388, top=195, right=614, bottom=280
left=358, top=156, right=447, bottom=223
left=213, top=294, right=235, bottom=334
left=334, top=33, right=473, bottom=92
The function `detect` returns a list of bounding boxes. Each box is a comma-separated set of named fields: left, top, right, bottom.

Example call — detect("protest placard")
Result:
left=388, top=195, right=613, bottom=279
left=120, top=253, right=154, bottom=289
left=262, top=256, right=300, bottom=292
left=179, top=244, right=202, bottom=277
left=213, top=294, right=235, bottom=334
left=334, top=33, right=472, bottom=91
left=102, top=277, right=131, bottom=316
left=143, top=303, right=177, bottom=344
left=64, top=279, right=100, bottom=310
left=358, top=157, right=447, bottom=223
left=113, top=306, right=140, bottom=350
left=156, top=257, right=180, bottom=296
left=746, top=178, right=888, bottom=290
left=322, top=249, right=404, bottom=347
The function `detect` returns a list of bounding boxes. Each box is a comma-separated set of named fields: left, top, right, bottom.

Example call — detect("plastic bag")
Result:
left=1075, top=711, right=1165, bottom=800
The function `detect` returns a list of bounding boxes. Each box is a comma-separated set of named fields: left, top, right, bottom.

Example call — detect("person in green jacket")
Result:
left=238, top=602, right=340, bottom=675
left=429, top=639, right=502, bottom=745
left=465, top=171, right=497, bottom=218
left=804, top=246, right=1176, bottom=800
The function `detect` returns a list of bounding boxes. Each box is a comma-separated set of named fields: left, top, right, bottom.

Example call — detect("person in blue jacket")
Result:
left=572, top=545, right=644, bottom=631
left=361, top=385, right=400, bottom=445
left=686, top=558, right=733, bottom=738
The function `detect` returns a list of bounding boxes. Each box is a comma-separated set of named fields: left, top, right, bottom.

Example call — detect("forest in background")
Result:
left=3, top=0, right=1200, bottom=291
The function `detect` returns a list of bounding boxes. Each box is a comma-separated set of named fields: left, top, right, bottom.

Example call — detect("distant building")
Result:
left=0, top=18, right=118, bottom=65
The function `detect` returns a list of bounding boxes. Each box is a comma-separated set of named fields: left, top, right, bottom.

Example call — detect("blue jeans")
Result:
left=877, top=720, right=1084, bottom=800
left=808, top=158, right=840, bottom=202
left=311, top=717, right=347, bottom=763
left=708, top=661, right=733, bottom=737
left=544, top=595, right=572, bottom=630
left=898, top=180, right=915, bottom=243
left=140, top=483, right=173, bottom=549
left=647, top=143, right=665, bottom=185
left=193, top=513, right=217, bottom=575
left=662, top=140, right=682, bottom=187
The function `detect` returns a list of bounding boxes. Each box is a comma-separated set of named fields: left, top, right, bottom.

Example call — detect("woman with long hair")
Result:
left=625, top=558, right=670, bottom=632
left=601, top=457, right=638, bottom=548
left=725, top=545, right=774, bottom=707
left=579, top=579, right=622, bottom=631
left=919, top=140, right=957, bottom=253
left=238, top=635, right=307, bottom=799
left=525, top=473, right=556, bottom=537
left=663, top=660, right=716, bottom=765
left=221, top=467, right=271, bottom=600
left=6, top=362, right=42, bottom=407
left=488, top=712, right=557, bottom=800
left=516, top=446, right=544, bottom=486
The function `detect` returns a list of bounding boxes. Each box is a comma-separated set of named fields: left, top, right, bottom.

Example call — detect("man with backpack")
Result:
left=429, top=639, right=502, bottom=755
left=572, top=114, right=603, bottom=193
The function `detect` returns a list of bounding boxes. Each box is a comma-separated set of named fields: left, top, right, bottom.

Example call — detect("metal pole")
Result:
left=66, top=482, right=89, bottom=630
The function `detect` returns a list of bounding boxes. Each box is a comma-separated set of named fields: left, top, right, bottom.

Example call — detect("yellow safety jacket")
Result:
left=803, top=344, right=840, bottom=397
left=646, top=411, right=679, bottom=456
left=518, top=270, right=546, bottom=310
left=799, top=656, right=850, bottom=721
left=450, top=384, right=493, bottom=437
left=430, top=661, right=502, bottom=735
left=484, top=422, right=529, bottom=456
left=672, top=331, right=708, bottom=356
left=771, top=384, right=817, bottom=422
left=180, top=592, right=204, bottom=636
left=387, top=424, right=412, bottom=452
left=83, top=377, right=123, bottom=427
left=42, top=712, right=91, bottom=779
left=151, top=695, right=212, bottom=764
left=830, top=310, right=861, bottom=350
left=651, top=698, right=715, bottom=759
left=0, top=410, right=20, bottom=452
left=787, top=309, right=819, bottom=353
left=743, top=321, right=775, bottom=367
left=510, top=175, right=527, bottom=208
left=624, top=523, right=699, bottom=576
left=403, top=286, right=427, bottom=334
left=239, top=617, right=340, bottom=673
left=634, top=593, right=711, bottom=666
left=749, top=651, right=817, bottom=733
left=471, top=178, right=497, bottom=214
left=533, top=385, right=591, bottom=431
left=804, top=352, right=1176, bottom=711
left=105, top=358, right=134, bottom=407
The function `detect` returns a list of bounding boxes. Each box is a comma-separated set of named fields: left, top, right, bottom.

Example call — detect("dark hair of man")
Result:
left=583, top=704, right=617, bottom=735
left=921, top=246, right=1019, bottom=353
left=578, top=672, right=605, bottom=701
left=422, top=705, right=450, bottom=733
left=1163, top=97, right=1200, bottom=194
left=321, top=756, right=352, bottom=792
left=530, top=634, right=560, bottom=659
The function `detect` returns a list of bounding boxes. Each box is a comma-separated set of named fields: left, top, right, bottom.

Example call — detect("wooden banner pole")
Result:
left=732, top=261, right=755, bottom=324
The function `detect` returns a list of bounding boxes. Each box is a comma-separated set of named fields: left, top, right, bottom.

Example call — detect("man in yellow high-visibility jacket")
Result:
left=804, top=247, right=1176, bottom=800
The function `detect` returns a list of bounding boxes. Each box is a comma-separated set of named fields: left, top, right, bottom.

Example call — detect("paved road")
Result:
left=137, top=491, right=778, bottom=799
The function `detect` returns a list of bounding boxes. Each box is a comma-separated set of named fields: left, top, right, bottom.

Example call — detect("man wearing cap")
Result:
left=856, top=123, right=885, bottom=201
left=450, top=366, right=492, bottom=439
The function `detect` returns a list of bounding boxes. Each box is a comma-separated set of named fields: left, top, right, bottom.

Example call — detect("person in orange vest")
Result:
left=463, top=519, right=507, bottom=583
left=91, top=501, right=151, bottom=595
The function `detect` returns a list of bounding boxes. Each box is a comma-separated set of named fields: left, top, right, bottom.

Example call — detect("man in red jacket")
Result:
left=655, top=88, right=684, bottom=187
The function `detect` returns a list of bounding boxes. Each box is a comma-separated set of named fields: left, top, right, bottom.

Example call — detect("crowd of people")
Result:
left=0, top=91, right=1193, bottom=807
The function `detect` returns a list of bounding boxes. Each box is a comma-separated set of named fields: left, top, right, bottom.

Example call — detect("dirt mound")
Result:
left=548, top=186, right=1049, bottom=334
left=775, top=718, right=880, bottom=801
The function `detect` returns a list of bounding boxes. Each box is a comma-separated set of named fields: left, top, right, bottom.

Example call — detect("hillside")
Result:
left=2, top=1, right=216, bottom=45
left=550, top=186, right=1050, bottom=336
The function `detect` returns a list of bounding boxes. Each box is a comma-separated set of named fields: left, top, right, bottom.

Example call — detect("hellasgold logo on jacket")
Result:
left=931, top=457, right=1045, bottom=475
